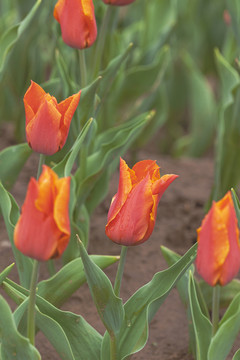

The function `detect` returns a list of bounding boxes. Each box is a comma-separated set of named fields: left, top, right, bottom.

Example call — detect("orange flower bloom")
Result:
left=196, top=191, right=240, bottom=286
left=14, top=166, right=71, bottom=261
left=105, top=158, right=178, bottom=246
left=54, top=0, right=97, bottom=49
left=24, top=81, right=80, bottom=156
left=102, top=0, right=136, bottom=5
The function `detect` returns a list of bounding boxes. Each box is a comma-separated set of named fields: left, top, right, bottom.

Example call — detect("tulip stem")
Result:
left=110, top=332, right=117, bottom=360
left=37, top=154, right=45, bottom=179
left=212, top=285, right=220, bottom=336
left=79, top=50, right=87, bottom=88
left=114, top=246, right=128, bottom=297
left=27, top=260, right=39, bottom=345
left=93, top=6, right=112, bottom=79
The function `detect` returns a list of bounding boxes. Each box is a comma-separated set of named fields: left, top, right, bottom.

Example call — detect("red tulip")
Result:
left=54, top=0, right=97, bottom=49
left=196, top=191, right=240, bottom=286
left=24, top=81, right=80, bottom=156
left=14, top=166, right=71, bottom=261
left=105, top=158, right=178, bottom=246
left=102, top=0, right=136, bottom=5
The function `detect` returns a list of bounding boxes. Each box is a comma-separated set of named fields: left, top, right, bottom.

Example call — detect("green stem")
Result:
left=114, top=246, right=128, bottom=297
left=27, top=260, right=39, bottom=345
left=110, top=332, right=117, bottom=360
left=212, top=285, right=220, bottom=336
left=93, top=6, right=112, bottom=79
left=79, top=50, right=87, bottom=88
left=47, top=259, right=56, bottom=277
left=37, top=154, right=46, bottom=179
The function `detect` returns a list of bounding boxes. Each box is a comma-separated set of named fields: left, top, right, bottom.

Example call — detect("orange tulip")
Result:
left=24, top=81, right=80, bottom=156
left=102, top=0, right=136, bottom=5
left=14, top=166, right=71, bottom=261
left=196, top=191, right=240, bottom=286
left=54, top=0, right=97, bottom=49
left=105, top=158, right=178, bottom=246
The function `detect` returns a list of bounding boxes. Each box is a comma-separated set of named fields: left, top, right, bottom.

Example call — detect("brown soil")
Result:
left=1, top=125, right=239, bottom=359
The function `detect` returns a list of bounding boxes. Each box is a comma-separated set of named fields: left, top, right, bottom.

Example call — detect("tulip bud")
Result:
left=24, top=81, right=80, bottom=156
left=105, top=158, right=178, bottom=246
left=196, top=191, right=240, bottom=286
left=54, top=0, right=97, bottom=49
left=14, top=166, right=71, bottom=261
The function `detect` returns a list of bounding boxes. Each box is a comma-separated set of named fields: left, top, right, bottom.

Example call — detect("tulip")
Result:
left=102, top=0, right=136, bottom=5
left=14, top=166, right=71, bottom=261
left=24, top=81, right=80, bottom=156
left=105, top=158, right=178, bottom=246
left=54, top=0, right=97, bottom=49
left=196, top=191, right=240, bottom=286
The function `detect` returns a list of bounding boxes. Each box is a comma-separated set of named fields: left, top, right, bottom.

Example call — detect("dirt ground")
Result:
left=1, top=124, right=239, bottom=359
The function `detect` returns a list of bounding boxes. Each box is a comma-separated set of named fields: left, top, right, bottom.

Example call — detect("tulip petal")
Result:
left=219, top=194, right=240, bottom=285
left=196, top=203, right=230, bottom=286
left=14, top=167, right=71, bottom=261
left=107, top=158, right=136, bottom=223
left=14, top=179, right=60, bottom=261
left=152, top=174, right=178, bottom=199
left=26, top=100, right=62, bottom=155
left=57, top=91, right=81, bottom=146
left=132, top=160, right=160, bottom=182
left=24, top=81, right=47, bottom=120
left=106, top=174, right=154, bottom=245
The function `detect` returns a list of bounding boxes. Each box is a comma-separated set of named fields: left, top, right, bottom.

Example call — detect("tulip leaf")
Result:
left=0, top=296, right=41, bottom=360
left=0, top=182, right=33, bottom=288
left=0, top=143, right=32, bottom=189
left=233, top=349, right=240, bottom=360
left=76, top=111, right=153, bottom=206
left=199, top=278, right=240, bottom=309
left=101, top=243, right=198, bottom=360
left=178, top=52, right=216, bottom=157
left=117, top=46, right=170, bottom=105
left=98, top=42, right=133, bottom=103
left=78, top=239, right=124, bottom=335
left=37, top=254, right=119, bottom=307
left=3, top=281, right=102, bottom=360
left=214, top=49, right=240, bottom=199
left=35, top=297, right=102, bottom=360
left=231, top=188, right=240, bottom=229
left=78, top=77, right=102, bottom=128
left=0, top=263, right=15, bottom=286
left=53, top=118, right=94, bottom=177
left=227, top=0, right=240, bottom=47
left=188, top=272, right=212, bottom=360
left=208, top=292, right=240, bottom=360
left=0, top=0, right=42, bottom=77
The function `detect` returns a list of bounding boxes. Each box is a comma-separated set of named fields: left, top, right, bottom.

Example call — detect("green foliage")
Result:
left=0, top=0, right=42, bottom=78
left=100, top=243, right=197, bottom=360
left=0, top=296, right=41, bottom=360
left=0, top=143, right=32, bottom=189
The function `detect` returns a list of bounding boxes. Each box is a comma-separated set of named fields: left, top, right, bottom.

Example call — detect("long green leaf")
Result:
left=188, top=272, right=212, bottom=360
left=78, top=239, right=124, bottom=335
left=0, top=0, right=42, bottom=77
left=4, top=282, right=102, bottom=360
left=208, top=292, right=240, bottom=360
left=53, top=118, right=94, bottom=177
left=37, top=254, right=119, bottom=307
left=76, top=111, right=153, bottom=206
left=0, top=143, right=32, bottom=189
left=101, top=243, right=197, bottom=360
left=0, top=296, right=40, bottom=360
